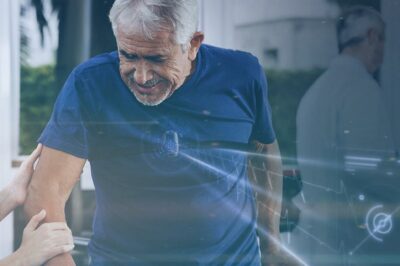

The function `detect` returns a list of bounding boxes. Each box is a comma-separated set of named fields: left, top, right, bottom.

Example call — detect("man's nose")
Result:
left=133, top=62, right=153, bottom=85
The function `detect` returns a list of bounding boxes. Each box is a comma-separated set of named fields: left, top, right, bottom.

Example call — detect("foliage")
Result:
left=20, top=64, right=58, bottom=154
left=267, top=68, right=324, bottom=165
left=30, top=0, right=65, bottom=44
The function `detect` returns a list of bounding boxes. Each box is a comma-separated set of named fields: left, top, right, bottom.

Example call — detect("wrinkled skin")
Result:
left=117, top=29, right=203, bottom=106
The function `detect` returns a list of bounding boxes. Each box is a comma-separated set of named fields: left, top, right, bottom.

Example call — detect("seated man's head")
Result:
left=109, top=0, right=204, bottom=106
left=337, top=6, right=385, bottom=73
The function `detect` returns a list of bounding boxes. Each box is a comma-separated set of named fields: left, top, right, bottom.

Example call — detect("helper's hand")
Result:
left=11, top=144, right=42, bottom=206
left=15, top=210, right=74, bottom=266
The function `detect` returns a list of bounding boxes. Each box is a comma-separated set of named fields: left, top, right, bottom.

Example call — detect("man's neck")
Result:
left=342, top=49, right=374, bottom=74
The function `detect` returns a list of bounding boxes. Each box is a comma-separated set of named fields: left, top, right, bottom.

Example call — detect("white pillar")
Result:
left=199, top=0, right=235, bottom=49
left=10, top=0, right=20, bottom=158
left=0, top=0, right=18, bottom=257
left=381, top=0, right=400, bottom=151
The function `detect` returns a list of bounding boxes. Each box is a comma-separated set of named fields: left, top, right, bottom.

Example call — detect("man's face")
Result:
left=366, top=26, right=385, bottom=73
left=370, top=27, right=385, bottom=70
left=117, top=30, right=193, bottom=106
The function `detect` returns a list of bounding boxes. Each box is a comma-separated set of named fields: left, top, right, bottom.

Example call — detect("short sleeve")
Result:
left=38, top=70, right=89, bottom=159
left=250, top=64, right=276, bottom=144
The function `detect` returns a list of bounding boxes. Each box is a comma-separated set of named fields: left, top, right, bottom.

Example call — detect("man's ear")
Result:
left=188, top=32, right=204, bottom=61
left=366, top=28, right=379, bottom=45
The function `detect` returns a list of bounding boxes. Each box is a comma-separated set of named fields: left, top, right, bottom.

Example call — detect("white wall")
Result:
left=381, top=0, right=400, bottom=151
left=233, top=0, right=339, bottom=25
left=199, top=0, right=340, bottom=69
left=200, top=0, right=235, bottom=49
left=236, top=18, right=338, bottom=70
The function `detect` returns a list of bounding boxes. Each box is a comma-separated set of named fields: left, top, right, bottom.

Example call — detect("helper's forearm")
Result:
left=0, top=248, right=75, bottom=266
left=0, top=185, right=19, bottom=221
left=0, top=251, right=22, bottom=266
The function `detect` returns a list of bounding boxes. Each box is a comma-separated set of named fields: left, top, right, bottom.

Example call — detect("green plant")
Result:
left=267, top=68, right=324, bottom=165
left=20, top=64, right=57, bottom=154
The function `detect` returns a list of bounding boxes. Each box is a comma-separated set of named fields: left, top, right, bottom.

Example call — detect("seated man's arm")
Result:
left=250, top=140, right=306, bottom=266
left=251, top=140, right=283, bottom=253
left=24, top=145, right=86, bottom=266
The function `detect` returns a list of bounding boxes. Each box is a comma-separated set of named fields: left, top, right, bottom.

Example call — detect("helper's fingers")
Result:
left=39, top=222, right=71, bottom=232
left=24, top=209, right=46, bottom=232
left=50, top=231, right=74, bottom=245
left=62, top=244, right=75, bottom=252
left=25, top=144, right=43, bottom=166
left=46, top=244, right=75, bottom=259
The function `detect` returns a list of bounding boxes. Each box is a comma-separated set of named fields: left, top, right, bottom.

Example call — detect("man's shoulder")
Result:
left=73, top=51, right=119, bottom=78
left=201, top=44, right=262, bottom=78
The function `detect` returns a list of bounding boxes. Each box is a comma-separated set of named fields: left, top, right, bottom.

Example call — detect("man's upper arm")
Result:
left=24, top=145, right=86, bottom=222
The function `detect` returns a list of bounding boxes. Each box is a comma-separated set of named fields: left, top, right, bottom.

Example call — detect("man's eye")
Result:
left=148, top=57, right=166, bottom=63
left=120, top=51, right=138, bottom=61
left=125, top=54, right=138, bottom=60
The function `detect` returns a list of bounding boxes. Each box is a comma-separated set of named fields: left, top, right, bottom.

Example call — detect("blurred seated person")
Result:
left=294, top=6, right=398, bottom=265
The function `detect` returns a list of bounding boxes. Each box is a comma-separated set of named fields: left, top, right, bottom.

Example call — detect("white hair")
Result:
left=109, top=0, right=198, bottom=48
left=337, top=6, right=385, bottom=51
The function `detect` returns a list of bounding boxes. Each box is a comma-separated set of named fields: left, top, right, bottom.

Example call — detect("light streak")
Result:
left=257, top=226, right=309, bottom=266
left=295, top=225, right=338, bottom=253
left=179, top=151, right=283, bottom=201
left=344, top=155, right=382, bottom=162
left=180, top=151, right=308, bottom=266
left=344, top=161, right=378, bottom=168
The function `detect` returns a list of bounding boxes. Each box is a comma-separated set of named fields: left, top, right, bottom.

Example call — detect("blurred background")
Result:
left=1, top=0, right=399, bottom=265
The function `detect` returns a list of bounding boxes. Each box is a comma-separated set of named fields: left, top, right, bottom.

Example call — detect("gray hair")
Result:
left=337, top=6, right=385, bottom=52
left=109, top=0, right=198, bottom=48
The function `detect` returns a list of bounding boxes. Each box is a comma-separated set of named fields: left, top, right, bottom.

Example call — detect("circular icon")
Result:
left=366, top=205, right=393, bottom=242
left=139, top=129, right=196, bottom=175
left=373, top=213, right=392, bottom=234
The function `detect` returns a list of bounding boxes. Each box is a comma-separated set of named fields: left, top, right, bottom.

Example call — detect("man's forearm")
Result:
left=24, top=182, right=75, bottom=266
left=23, top=146, right=86, bottom=266
left=24, top=179, right=69, bottom=222
left=252, top=141, right=283, bottom=252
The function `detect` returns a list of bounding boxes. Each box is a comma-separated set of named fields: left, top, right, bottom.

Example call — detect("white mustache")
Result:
left=129, top=76, right=162, bottom=88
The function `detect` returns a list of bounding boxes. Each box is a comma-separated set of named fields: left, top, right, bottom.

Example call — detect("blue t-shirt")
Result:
left=39, top=44, right=275, bottom=265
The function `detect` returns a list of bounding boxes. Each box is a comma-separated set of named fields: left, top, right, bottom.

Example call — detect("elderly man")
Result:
left=295, top=6, right=398, bottom=265
left=24, top=0, right=287, bottom=265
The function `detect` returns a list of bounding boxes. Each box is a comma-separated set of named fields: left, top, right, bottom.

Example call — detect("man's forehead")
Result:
left=117, top=29, right=176, bottom=52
